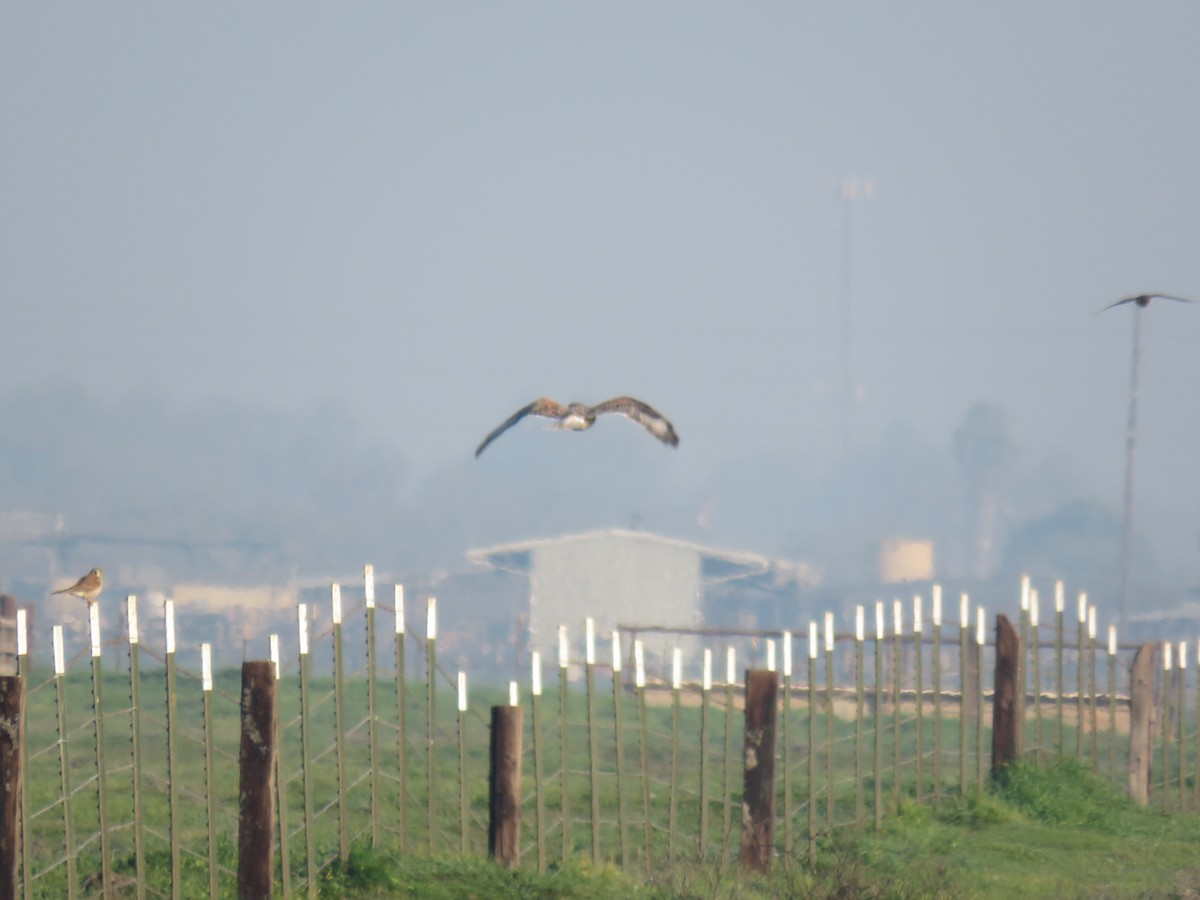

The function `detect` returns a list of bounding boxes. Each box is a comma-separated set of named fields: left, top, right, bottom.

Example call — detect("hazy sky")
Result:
left=3, top=5, right=1199, bottom=578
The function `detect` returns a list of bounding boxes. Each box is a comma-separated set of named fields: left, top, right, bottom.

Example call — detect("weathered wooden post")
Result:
left=0, top=674, right=22, bottom=900
left=238, top=661, right=277, bottom=900
left=0, top=596, right=16, bottom=676
left=739, top=669, right=777, bottom=872
left=991, top=614, right=1020, bottom=775
left=1127, top=642, right=1156, bottom=805
left=488, top=704, right=523, bottom=867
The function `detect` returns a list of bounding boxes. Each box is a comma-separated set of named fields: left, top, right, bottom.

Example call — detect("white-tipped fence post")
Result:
left=668, top=646, right=682, bottom=861
left=782, top=630, right=794, bottom=850
left=584, top=618, right=601, bottom=864
left=932, top=587, right=943, bottom=803
left=1077, top=592, right=1088, bottom=758
left=612, top=631, right=630, bottom=865
left=1031, top=588, right=1042, bottom=765
left=425, top=596, right=438, bottom=856
left=163, top=600, right=181, bottom=897
left=854, top=605, right=865, bottom=826
left=721, top=645, right=736, bottom=865
left=459, top=672, right=470, bottom=854
left=1107, top=624, right=1118, bottom=782
left=807, top=621, right=818, bottom=859
left=126, top=595, right=147, bottom=897
left=824, top=611, right=835, bottom=828
left=976, top=606, right=986, bottom=792
left=297, top=602, right=318, bottom=894
left=636, top=639, right=653, bottom=868
left=1055, top=581, right=1065, bottom=754
left=913, top=594, right=925, bottom=802
left=558, top=625, right=571, bottom=863
left=875, top=601, right=886, bottom=828
left=393, top=584, right=407, bottom=851
left=531, top=651, right=547, bottom=870
left=892, top=599, right=903, bottom=807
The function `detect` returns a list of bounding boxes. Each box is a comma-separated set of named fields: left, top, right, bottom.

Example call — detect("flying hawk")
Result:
left=475, top=397, right=679, bottom=457
left=53, top=567, right=104, bottom=604
left=1096, top=293, right=1193, bottom=315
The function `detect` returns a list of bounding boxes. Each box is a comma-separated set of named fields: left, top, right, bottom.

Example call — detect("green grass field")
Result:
left=313, top=760, right=1200, bottom=899
left=14, top=654, right=1200, bottom=898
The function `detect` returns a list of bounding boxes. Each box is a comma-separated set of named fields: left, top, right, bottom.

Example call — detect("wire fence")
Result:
left=5, top=572, right=1197, bottom=896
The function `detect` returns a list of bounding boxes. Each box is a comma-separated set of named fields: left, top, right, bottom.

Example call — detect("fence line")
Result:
left=4, top=572, right=1197, bottom=895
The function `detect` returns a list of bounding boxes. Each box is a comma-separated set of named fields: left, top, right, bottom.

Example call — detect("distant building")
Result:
left=878, top=537, right=935, bottom=583
left=467, top=528, right=816, bottom=668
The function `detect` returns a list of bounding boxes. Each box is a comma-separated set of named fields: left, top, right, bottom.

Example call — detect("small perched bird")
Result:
left=53, top=568, right=104, bottom=604
left=1096, top=293, right=1193, bottom=314
left=476, top=396, right=679, bottom=457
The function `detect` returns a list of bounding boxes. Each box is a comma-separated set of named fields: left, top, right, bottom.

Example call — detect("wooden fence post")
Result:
left=739, top=669, right=777, bottom=872
left=992, top=614, right=1020, bottom=775
left=238, top=661, right=277, bottom=900
left=0, top=597, right=16, bottom=677
left=1128, top=642, right=1156, bottom=805
left=488, top=705, right=523, bottom=867
left=0, top=675, right=22, bottom=900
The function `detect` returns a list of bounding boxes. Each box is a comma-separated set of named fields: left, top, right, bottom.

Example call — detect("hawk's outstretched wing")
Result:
left=592, top=397, right=679, bottom=447
left=475, top=398, right=568, bottom=457
left=1095, top=293, right=1193, bottom=315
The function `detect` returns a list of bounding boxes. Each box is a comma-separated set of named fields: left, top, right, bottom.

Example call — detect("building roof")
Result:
left=466, top=528, right=777, bottom=584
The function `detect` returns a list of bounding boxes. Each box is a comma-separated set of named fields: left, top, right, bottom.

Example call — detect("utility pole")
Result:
left=1117, top=306, right=1143, bottom=627
left=838, top=177, right=873, bottom=455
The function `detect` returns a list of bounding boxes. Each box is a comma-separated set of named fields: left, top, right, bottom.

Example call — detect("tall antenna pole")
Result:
left=1118, top=308, right=1143, bottom=626
left=838, top=177, right=872, bottom=455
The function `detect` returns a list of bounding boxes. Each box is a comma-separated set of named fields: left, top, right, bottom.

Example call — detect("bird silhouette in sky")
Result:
left=1095, top=293, right=1193, bottom=314
left=53, top=568, right=104, bottom=605
left=476, top=397, right=679, bottom=457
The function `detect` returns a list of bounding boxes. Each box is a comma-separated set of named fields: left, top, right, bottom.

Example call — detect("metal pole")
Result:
left=932, top=592, right=943, bottom=805
left=1055, top=582, right=1064, bottom=755
left=806, top=624, right=817, bottom=861
left=531, top=653, right=547, bottom=871
left=426, top=598, right=438, bottom=855
left=892, top=601, right=902, bottom=808
left=781, top=634, right=792, bottom=851
left=86, top=606, right=113, bottom=894
left=585, top=620, right=601, bottom=865
left=612, top=634, right=630, bottom=866
left=696, top=647, right=709, bottom=860
left=393, top=586, right=407, bottom=852
left=874, top=604, right=885, bottom=830
left=201, top=644, right=219, bottom=900
left=558, top=627, right=571, bottom=863
left=668, top=647, right=681, bottom=862
left=1089, top=608, right=1099, bottom=770
left=163, top=605, right=181, bottom=900
left=720, top=647, right=734, bottom=867
left=458, top=674, right=469, bottom=855
left=364, top=566, right=381, bottom=848
left=1107, top=627, right=1118, bottom=785
left=331, top=585, right=350, bottom=863
left=270, top=636, right=291, bottom=900
left=636, top=642, right=652, bottom=870
left=297, top=606, right=317, bottom=897
left=854, top=610, right=864, bottom=828
left=126, top=597, right=146, bottom=900
left=52, top=627, right=77, bottom=900
left=958, top=595, right=969, bottom=801
left=1118, top=308, right=1143, bottom=626
left=976, top=608, right=986, bottom=793
left=824, top=613, right=835, bottom=829
left=16, top=610, right=31, bottom=900
left=1031, top=593, right=1042, bottom=766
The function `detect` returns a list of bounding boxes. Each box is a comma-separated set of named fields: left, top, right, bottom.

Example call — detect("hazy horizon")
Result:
left=3, top=5, right=1198, bottom=596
